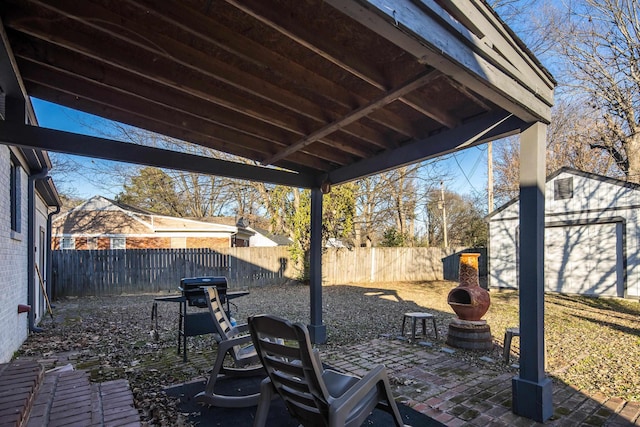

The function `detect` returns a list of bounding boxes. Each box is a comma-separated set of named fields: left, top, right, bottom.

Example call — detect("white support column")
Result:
left=512, top=122, right=553, bottom=421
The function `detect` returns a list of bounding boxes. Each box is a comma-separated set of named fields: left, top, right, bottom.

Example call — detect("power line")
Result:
left=452, top=153, right=480, bottom=193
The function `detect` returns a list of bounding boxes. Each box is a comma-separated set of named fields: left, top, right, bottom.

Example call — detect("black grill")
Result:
left=179, top=276, right=228, bottom=308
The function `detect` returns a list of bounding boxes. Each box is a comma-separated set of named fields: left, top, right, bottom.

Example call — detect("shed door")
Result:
left=544, top=222, right=623, bottom=297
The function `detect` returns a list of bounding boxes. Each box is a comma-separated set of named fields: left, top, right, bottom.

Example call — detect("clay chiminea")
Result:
left=447, top=253, right=490, bottom=321
left=446, top=252, right=493, bottom=351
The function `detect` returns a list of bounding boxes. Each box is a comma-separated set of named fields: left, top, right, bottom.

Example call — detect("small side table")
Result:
left=503, top=327, right=520, bottom=364
left=401, top=312, right=438, bottom=341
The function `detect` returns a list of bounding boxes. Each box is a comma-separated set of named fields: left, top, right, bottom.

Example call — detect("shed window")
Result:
left=111, top=237, right=126, bottom=249
left=61, top=237, right=75, bottom=250
left=10, top=158, right=21, bottom=233
left=554, top=177, right=573, bottom=200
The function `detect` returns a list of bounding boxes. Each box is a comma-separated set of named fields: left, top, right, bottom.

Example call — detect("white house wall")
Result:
left=489, top=170, right=640, bottom=299
left=249, top=233, right=278, bottom=247
left=0, top=146, right=29, bottom=363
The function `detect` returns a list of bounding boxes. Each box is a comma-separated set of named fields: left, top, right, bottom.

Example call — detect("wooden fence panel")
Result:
left=52, top=246, right=487, bottom=296
left=320, top=247, right=466, bottom=284
left=442, top=248, right=488, bottom=282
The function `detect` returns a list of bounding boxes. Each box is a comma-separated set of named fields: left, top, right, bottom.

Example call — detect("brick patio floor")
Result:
left=7, top=335, right=638, bottom=426
left=0, top=360, right=140, bottom=427
left=320, top=337, right=640, bottom=427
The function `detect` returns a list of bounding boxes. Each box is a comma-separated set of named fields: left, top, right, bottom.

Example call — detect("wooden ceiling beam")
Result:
left=263, top=69, right=441, bottom=165
left=121, top=0, right=416, bottom=150
left=15, top=49, right=295, bottom=148
left=8, top=4, right=401, bottom=155
left=127, top=0, right=433, bottom=137
left=444, top=76, right=494, bottom=111
left=28, top=0, right=424, bottom=144
left=228, top=0, right=462, bottom=132
left=6, top=19, right=317, bottom=133
left=19, top=0, right=331, bottom=121
left=340, top=122, right=396, bottom=150
left=25, top=80, right=350, bottom=172
left=223, top=0, right=438, bottom=136
left=399, top=95, right=460, bottom=129
left=27, top=82, right=330, bottom=174
left=328, top=111, right=522, bottom=184
left=124, top=0, right=359, bottom=112
left=0, top=19, right=36, bottom=123
left=19, top=63, right=281, bottom=157
left=0, top=120, right=317, bottom=188
left=15, top=37, right=374, bottom=168
left=225, top=0, right=388, bottom=91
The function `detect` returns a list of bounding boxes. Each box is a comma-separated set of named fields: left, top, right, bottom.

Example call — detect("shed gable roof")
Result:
left=488, top=168, right=640, bottom=221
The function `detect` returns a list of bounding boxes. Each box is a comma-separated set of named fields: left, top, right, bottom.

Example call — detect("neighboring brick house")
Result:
left=185, top=216, right=292, bottom=247
left=52, top=196, right=254, bottom=250
left=0, top=144, right=60, bottom=363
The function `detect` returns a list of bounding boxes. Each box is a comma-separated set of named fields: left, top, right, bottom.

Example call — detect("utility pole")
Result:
left=488, top=141, right=494, bottom=213
left=439, top=181, right=448, bottom=248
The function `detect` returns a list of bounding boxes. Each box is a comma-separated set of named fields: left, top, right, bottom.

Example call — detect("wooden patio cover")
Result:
left=0, top=0, right=554, bottom=421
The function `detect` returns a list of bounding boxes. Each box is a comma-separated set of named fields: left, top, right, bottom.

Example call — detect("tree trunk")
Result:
left=626, top=133, right=640, bottom=184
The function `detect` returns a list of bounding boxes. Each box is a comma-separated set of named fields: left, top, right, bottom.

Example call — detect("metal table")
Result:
left=152, top=290, right=249, bottom=362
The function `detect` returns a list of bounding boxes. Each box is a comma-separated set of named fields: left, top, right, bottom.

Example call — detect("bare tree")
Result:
left=353, top=161, right=448, bottom=246
left=85, top=124, right=269, bottom=218
left=490, top=0, right=561, bottom=57
left=494, top=99, right=619, bottom=204
left=551, top=0, right=640, bottom=182
left=426, top=189, right=487, bottom=247
left=385, top=165, right=419, bottom=242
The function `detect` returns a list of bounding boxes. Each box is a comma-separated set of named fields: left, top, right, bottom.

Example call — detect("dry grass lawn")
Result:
left=231, top=281, right=640, bottom=401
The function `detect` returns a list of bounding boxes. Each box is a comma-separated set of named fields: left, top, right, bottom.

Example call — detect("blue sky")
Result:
left=33, top=99, right=133, bottom=199
left=31, top=98, right=491, bottom=201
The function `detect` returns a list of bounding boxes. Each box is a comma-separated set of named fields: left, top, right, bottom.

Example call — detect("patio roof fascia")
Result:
left=0, top=20, right=57, bottom=177
left=328, top=0, right=554, bottom=124
left=0, top=18, right=36, bottom=125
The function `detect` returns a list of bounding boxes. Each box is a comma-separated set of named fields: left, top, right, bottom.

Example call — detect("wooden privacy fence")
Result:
left=52, top=247, right=294, bottom=297
left=322, top=247, right=457, bottom=284
left=52, top=246, right=485, bottom=296
left=441, top=248, right=488, bottom=282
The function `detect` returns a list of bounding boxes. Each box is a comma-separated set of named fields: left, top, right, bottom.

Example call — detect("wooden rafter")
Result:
left=263, top=69, right=442, bottom=165
left=1, top=0, right=552, bottom=179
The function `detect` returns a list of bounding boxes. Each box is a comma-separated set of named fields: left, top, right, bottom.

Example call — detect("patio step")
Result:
left=0, top=360, right=141, bottom=427
left=0, top=360, right=43, bottom=427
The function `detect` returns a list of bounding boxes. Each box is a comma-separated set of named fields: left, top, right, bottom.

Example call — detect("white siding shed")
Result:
left=488, top=168, right=640, bottom=299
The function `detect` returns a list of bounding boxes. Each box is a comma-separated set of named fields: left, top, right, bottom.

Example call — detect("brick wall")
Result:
left=54, top=235, right=233, bottom=250
left=75, top=236, right=88, bottom=250
left=97, top=237, right=109, bottom=249
left=0, top=146, right=30, bottom=363
left=126, top=237, right=171, bottom=249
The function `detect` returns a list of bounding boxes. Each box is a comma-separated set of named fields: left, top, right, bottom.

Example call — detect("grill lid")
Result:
left=179, top=276, right=228, bottom=308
